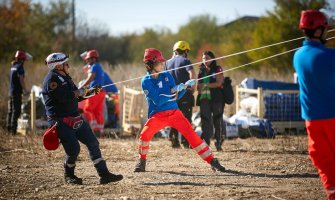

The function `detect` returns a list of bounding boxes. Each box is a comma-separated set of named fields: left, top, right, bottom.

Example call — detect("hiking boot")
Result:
left=134, top=158, right=146, bottom=172
left=215, top=142, right=223, bottom=152
left=181, top=141, right=191, bottom=149
left=210, top=158, right=226, bottom=172
left=99, top=172, right=123, bottom=184
left=171, top=140, right=181, bottom=148
left=64, top=174, right=83, bottom=185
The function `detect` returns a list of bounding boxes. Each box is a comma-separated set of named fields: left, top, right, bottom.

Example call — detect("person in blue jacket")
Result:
left=293, top=10, right=335, bottom=199
left=134, top=48, right=225, bottom=173
left=42, top=52, right=123, bottom=185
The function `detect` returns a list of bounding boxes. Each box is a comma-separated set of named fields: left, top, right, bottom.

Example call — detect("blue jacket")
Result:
left=42, top=70, right=79, bottom=118
left=103, top=72, right=118, bottom=93
left=142, top=71, right=185, bottom=118
left=293, top=40, right=335, bottom=120
left=88, top=63, right=104, bottom=88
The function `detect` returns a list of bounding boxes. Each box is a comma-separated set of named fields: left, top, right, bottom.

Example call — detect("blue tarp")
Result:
left=241, top=78, right=299, bottom=90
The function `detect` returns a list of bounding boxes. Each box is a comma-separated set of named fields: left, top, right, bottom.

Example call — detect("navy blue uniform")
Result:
left=166, top=55, right=195, bottom=147
left=42, top=70, right=110, bottom=176
left=6, top=61, right=25, bottom=134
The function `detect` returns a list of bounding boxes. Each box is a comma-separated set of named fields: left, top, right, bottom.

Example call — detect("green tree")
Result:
left=249, top=0, right=327, bottom=72
left=177, top=14, right=221, bottom=59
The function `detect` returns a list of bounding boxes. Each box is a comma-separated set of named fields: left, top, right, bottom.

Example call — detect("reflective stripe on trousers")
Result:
left=137, top=110, right=214, bottom=163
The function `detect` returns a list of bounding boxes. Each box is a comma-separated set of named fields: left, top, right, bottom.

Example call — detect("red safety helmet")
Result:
left=43, top=123, right=60, bottom=151
left=143, top=48, right=166, bottom=63
left=300, top=10, right=329, bottom=30
left=84, top=50, right=99, bottom=60
left=15, top=50, right=32, bottom=61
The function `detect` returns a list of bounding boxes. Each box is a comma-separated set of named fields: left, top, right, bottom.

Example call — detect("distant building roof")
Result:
left=223, top=16, right=259, bottom=27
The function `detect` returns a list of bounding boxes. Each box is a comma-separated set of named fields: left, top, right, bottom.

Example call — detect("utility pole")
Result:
left=72, top=0, right=76, bottom=47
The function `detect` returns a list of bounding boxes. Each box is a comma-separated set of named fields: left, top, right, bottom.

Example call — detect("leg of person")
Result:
left=6, top=97, right=13, bottom=133
left=200, top=99, right=213, bottom=146
left=171, top=110, right=225, bottom=172
left=212, top=101, right=224, bottom=151
left=83, top=96, right=98, bottom=135
left=134, top=112, right=168, bottom=172
left=179, top=100, right=193, bottom=148
left=77, top=121, right=123, bottom=184
left=11, top=94, right=22, bottom=135
left=169, top=128, right=181, bottom=148
left=57, top=121, right=82, bottom=185
left=306, top=119, right=335, bottom=198
left=93, top=91, right=106, bottom=135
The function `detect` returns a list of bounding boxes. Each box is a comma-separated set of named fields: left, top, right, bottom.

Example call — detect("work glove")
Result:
left=86, top=84, right=102, bottom=97
left=78, top=87, right=89, bottom=97
left=172, top=83, right=185, bottom=93
left=185, top=79, right=196, bottom=87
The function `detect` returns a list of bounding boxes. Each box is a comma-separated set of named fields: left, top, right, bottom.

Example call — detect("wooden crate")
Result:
left=122, top=87, right=145, bottom=135
left=235, top=86, right=305, bottom=133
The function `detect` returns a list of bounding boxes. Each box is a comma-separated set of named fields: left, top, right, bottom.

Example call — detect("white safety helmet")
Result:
left=45, top=52, right=69, bottom=70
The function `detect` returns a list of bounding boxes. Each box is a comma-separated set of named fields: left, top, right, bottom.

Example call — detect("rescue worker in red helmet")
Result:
left=42, top=52, right=123, bottom=185
left=134, top=48, right=225, bottom=173
left=165, top=41, right=196, bottom=148
left=293, top=9, right=335, bottom=200
left=80, top=50, right=107, bottom=136
left=6, top=50, right=32, bottom=135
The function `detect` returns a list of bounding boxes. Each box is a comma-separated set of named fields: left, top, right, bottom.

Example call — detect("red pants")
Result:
left=138, top=109, right=214, bottom=163
left=305, top=119, right=335, bottom=189
left=83, top=91, right=106, bottom=132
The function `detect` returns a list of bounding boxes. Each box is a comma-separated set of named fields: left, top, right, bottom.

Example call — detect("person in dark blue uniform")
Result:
left=42, top=52, right=123, bottom=185
left=6, top=50, right=32, bottom=135
left=165, top=41, right=196, bottom=148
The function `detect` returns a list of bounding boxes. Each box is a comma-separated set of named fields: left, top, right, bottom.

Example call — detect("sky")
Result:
left=32, top=0, right=276, bottom=36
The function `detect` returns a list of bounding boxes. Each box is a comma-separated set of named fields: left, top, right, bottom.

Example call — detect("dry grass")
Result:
left=0, top=60, right=295, bottom=128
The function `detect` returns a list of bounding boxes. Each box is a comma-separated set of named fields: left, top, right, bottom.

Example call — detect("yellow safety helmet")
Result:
left=173, top=41, right=190, bottom=51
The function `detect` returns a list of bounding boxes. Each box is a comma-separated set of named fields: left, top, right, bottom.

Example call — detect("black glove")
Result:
left=85, top=85, right=102, bottom=97
left=92, top=84, right=102, bottom=94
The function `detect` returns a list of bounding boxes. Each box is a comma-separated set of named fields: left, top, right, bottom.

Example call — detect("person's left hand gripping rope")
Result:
left=185, top=79, right=196, bottom=87
left=172, top=83, right=186, bottom=93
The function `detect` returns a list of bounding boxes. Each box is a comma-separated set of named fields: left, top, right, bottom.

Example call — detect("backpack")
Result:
left=222, top=76, right=234, bottom=105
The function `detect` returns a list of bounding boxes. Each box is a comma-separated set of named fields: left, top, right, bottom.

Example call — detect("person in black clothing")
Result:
left=42, top=52, right=123, bottom=185
left=197, top=51, right=225, bottom=151
left=165, top=41, right=196, bottom=148
left=6, top=50, right=32, bottom=135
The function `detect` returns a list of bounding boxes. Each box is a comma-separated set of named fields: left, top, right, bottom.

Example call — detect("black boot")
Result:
left=64, top=174, right=83, bottom=185
left=210, top=158, right=225, bottom=172
left=171, top=139, right=181, bottom=148
left=64, top=163, right=82, bottom=185
left=134, top=158, right=146, bottom=172
left=99, top=172, right=123, bottom=184
left=215, top=141, right=223, bottom=151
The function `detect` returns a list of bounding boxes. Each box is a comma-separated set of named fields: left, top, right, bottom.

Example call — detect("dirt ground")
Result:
left=0, top=130, right=325, bottom=200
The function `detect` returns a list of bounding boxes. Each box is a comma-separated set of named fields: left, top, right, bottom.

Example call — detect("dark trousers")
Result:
left=200, top=99, right=225, bottom=146
left=169, top=92, right=194, bottom=146
left=49, top=119, right=109, bottom=176
left=6, top=94, right=22, bottom=134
